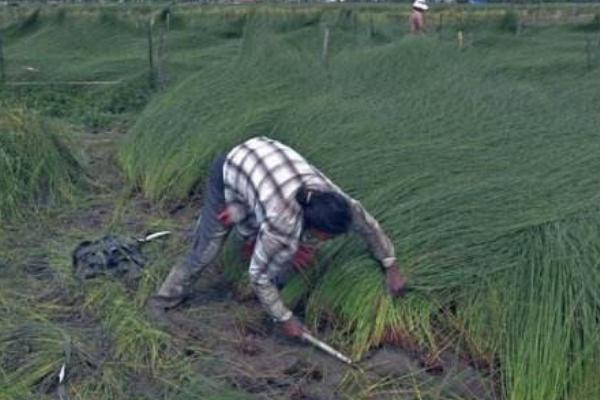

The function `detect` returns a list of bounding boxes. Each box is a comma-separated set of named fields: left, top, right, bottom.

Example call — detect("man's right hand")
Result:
left=281, top=317, right=306, bottom=338
left=217, top=208, right=233, bottom=227
left=386, top=263, right=408, bottom=297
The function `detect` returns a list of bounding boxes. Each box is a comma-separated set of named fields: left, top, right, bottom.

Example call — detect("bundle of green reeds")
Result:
left=0, top=107, right=82, bottom=221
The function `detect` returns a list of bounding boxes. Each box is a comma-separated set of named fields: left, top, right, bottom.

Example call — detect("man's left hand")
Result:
left=386, top=264, right=408, bottom=297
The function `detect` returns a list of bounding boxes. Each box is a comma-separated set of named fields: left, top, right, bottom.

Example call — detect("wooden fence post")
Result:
left=157, top=24, right=167, bottom=89
left=585, top=37, right=593, bottom=70
left=321, top=26, right=330, bottom=67
left=147, top=18, right=156, bottom=89
left=0, top=32, right=5, bottom=84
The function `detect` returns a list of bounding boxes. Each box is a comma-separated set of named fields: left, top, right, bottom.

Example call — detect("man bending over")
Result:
left=148, top=136, right=407, bottom=338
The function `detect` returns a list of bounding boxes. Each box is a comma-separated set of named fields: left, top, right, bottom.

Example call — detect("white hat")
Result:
left=413, top=0, right=429, bottom=11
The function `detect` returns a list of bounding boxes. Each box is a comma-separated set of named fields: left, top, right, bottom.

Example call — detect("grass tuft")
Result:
left=0, top=107, right=83, bottom=221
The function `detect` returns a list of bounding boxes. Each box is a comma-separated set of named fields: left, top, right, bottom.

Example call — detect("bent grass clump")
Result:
left=0, top=107, right=83, bottom=221
left=122, top=13, right=600, bottom=400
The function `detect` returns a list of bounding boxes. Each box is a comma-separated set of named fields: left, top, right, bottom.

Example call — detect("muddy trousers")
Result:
left=157, top=155, right=231, bottom=304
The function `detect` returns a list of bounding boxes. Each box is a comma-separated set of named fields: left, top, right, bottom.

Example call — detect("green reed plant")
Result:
left=82, top=279, right=170, bottom=372
left=0, top=107, right=82, bottom=221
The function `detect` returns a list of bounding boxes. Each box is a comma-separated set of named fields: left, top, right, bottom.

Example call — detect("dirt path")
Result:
left=4, top=128, right=498, bottom=399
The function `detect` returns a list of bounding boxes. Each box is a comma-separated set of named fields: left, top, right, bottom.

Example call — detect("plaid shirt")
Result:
left=223, top=137, right=396, bottom=321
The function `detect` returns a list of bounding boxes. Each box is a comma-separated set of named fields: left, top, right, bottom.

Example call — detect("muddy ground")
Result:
left=167, top=282, right=498, bottom=400
left=3, top=128, right=499, bottom=400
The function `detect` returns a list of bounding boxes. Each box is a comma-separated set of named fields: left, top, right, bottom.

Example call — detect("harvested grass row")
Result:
left=121, top=17, right=600, bottom=400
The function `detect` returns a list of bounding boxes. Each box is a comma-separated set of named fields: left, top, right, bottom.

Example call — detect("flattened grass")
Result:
left=121, top=12, right=600, bottom=400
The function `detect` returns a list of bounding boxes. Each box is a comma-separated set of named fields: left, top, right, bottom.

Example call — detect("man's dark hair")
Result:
left=295, top=187, right=352, bottom=235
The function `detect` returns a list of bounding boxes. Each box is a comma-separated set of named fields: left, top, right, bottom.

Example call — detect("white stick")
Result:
left=140, top=230, right=172, bottom=242
left=301, top=332, right=353, bottom=365
left=58, top=364, right=66, bottom=383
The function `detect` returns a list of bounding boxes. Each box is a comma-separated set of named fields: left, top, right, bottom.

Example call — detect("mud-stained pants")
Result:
left=157, top=155, right=230, bottom=303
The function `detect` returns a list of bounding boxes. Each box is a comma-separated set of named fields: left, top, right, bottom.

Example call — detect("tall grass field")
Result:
left=2, top=3, right=600, bottom=400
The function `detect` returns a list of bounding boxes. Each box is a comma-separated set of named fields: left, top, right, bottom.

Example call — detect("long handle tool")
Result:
left=301, top=332, right=353, bottom=365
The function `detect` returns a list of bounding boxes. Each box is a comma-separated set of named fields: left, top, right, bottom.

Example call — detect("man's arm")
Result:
left=348, top=198, right=407, bottom=296
left=251, top=277, right=293, bottom=322
left=348, top=198, right=396, bottom=268
left=248, top=224, right=305, bottom=335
